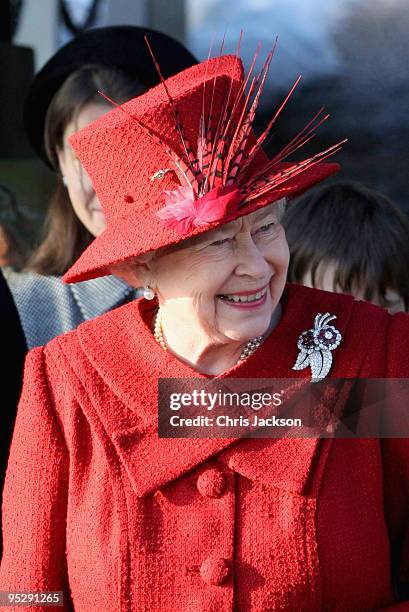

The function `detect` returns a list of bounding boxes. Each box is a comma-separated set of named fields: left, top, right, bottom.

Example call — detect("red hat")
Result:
left=63, top=52, right=343, bottom=284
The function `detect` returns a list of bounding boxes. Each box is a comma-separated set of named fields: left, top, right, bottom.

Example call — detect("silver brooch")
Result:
left=292, top=313, right=342, bottom=382
left=150, top=168, right=172, bottom=181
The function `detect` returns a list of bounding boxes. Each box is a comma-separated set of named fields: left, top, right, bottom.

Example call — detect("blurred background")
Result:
left=1, top=0, right=408, bottom=255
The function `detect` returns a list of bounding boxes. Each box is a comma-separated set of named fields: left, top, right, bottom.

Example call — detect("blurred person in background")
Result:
left=5, top=25, right=197, bottom=350
left=282, top=181, right=409, bottom=314
left=0, top=184, right=36, bottom=270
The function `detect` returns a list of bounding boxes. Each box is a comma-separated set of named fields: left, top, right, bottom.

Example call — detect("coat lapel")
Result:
left=217, top=437, right=333, bottom=496
left=111, top=428, right=333, bottom=497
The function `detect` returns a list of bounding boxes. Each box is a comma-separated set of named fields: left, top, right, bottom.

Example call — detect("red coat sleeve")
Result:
left=387, top=312, right=409, bottom=377
left=380, top=312, right=409, bottom=609
left=0, top=347, right=72, bottom=611
left=381, top=438, right=409, bottom=610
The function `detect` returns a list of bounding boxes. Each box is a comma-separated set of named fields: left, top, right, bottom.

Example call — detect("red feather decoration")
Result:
left=99, top=34, right=345, bottom=235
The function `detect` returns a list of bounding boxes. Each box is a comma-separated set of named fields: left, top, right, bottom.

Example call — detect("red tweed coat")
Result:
left=1, top=283, right=409, bottom=611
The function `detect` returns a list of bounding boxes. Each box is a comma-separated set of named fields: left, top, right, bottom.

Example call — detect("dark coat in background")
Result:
left=0, top=268, right=27, bottom=556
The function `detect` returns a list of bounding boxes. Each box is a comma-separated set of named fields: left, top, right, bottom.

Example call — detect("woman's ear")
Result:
left=110, top=261, right=151, bottom=289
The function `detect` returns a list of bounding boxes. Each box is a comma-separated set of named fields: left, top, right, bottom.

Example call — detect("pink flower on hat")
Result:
left=156, top=184, right=241, bottom=235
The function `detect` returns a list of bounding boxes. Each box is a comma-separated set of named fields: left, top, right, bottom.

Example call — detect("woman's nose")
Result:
left=234, top=238, right=270, bottom=278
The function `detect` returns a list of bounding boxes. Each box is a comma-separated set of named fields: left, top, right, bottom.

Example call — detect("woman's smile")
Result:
left=217, top=283, right=270, bottom=309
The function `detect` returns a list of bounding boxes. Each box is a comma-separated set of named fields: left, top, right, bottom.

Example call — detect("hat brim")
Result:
left=63, top=161, right=340, bottom=284
left=24, top=26, right=198, bottom=166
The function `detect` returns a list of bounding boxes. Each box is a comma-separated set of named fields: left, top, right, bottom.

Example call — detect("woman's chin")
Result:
left=220, top=316, right=272, bottom=343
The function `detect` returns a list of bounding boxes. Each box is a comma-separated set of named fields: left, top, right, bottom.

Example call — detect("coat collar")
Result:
left=73, top=283, right=362, bottom=497
left=111, top=427, right=333, bottom=498
left=69, top=274, right=136, bottom=321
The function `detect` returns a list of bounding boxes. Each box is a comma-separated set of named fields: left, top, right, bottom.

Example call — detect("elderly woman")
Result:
left=1, top=52, right=409, bottom=612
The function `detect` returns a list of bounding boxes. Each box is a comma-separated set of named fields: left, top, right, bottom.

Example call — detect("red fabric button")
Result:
left=196, top=467, right=227, bottom=498
left=200, top=556, right=230, bottom=585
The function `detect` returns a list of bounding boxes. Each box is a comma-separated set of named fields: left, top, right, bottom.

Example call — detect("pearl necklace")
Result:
left=153, top=309, right=264, bottom=364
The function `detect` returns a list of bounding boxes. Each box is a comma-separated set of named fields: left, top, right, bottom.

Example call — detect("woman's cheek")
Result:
left=193, top=291, right=219, bottom=338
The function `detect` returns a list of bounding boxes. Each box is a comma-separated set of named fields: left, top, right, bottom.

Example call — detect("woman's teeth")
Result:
left=219, top=287, right=267, bottom=303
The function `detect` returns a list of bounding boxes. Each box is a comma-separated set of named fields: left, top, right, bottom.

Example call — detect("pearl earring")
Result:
left=143, top=285, right=155, bottom=300
left=62, top=176, right=67, bottom=186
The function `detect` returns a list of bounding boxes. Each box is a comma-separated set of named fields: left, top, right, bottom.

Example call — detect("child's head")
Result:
left=282, top=181, right=409, bottom=313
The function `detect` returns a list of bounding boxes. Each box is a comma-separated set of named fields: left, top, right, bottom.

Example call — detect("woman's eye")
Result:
left=210, top=237, right=231, bottom=246
left=256, top=222, right=277, bottom=233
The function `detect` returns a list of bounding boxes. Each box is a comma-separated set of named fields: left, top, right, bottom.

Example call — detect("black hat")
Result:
left=23, top=26, right=198, bottom=167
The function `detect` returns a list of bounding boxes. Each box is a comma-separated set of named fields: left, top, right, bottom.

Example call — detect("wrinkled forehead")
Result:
left=195, top=198, right=286, bottom=241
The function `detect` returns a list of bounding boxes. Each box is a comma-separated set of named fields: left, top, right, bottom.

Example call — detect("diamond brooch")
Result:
left=292, top=313, right=342, bottom=382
